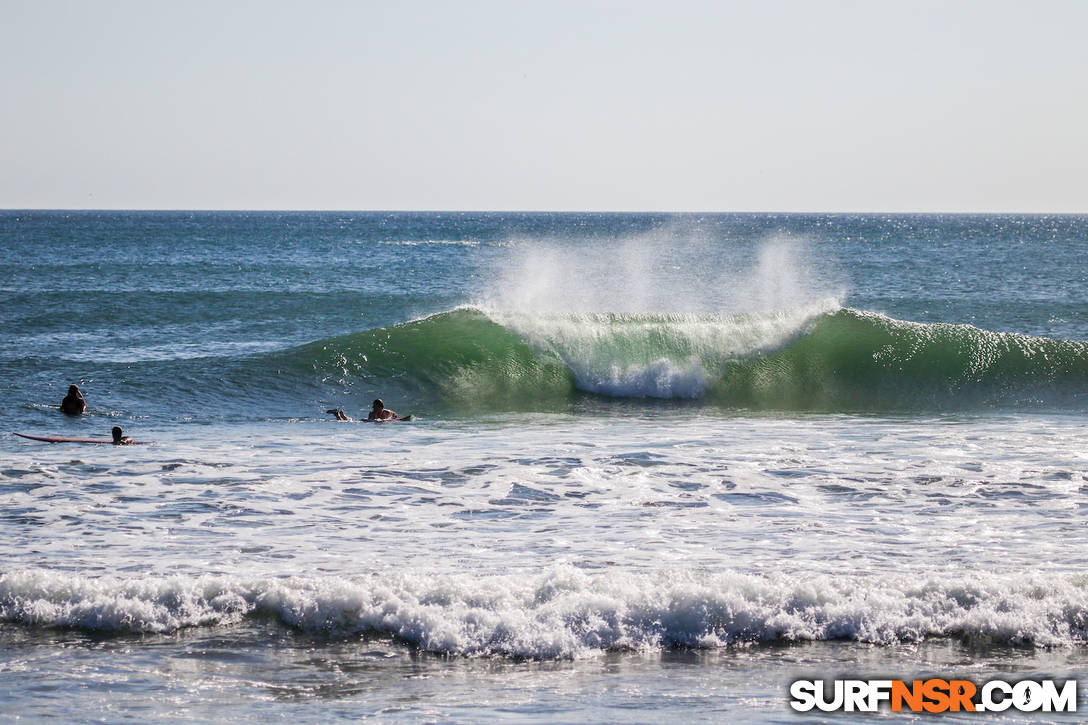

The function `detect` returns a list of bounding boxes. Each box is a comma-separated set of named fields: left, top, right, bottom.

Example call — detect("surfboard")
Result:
left=327, top=409, right=415, bottom=423
left=13, top=432, right=149, bottom=445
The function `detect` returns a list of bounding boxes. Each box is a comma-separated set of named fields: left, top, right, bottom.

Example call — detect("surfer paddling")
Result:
left=60, top=384, right=86, bottom=416
left=368, top=399, right=399, bottom=421
left=111, top=426, right=133, bottom=445
left=326, top=399, right=409, bottom=423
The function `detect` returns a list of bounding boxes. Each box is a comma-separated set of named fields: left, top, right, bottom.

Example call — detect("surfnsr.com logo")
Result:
left=789, top=679, right=1077, bottom=713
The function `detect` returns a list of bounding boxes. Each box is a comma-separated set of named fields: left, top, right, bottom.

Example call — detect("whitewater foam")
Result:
left=486, top=303, right=840, bottom=399
left=5, top=568, right=1087, bottom=658
left=576, top=357, right=710, bottom=398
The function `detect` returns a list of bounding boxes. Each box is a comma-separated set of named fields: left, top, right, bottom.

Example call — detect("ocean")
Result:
left=1, top=210, right=1087, bottom=722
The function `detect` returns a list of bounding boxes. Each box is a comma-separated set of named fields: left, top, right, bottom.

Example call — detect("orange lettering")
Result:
left=892, top=680, right=924, bottom=712
left=948, top=680, right=977, bottom=711
left=922, top=679, right=951, bottom=713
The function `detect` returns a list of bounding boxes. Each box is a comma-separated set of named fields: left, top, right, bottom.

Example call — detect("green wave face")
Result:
left=714, top=309, right=1088, bottom=410
left=287, top=307, right=1088, bottom=413
left=296, top=309, right=576, bottom=410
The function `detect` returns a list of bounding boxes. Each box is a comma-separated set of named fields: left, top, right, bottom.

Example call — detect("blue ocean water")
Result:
left=1, top=211, right=1087, bottom=721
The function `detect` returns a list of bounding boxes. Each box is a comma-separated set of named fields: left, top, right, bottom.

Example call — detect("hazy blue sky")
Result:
left=2, top=0, right=1085, bottom=211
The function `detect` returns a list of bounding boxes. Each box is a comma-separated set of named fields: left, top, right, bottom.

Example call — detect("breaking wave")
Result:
left=4, top=568, right=1088, bottom=658
left=283, top=305, right=1088, bottom=412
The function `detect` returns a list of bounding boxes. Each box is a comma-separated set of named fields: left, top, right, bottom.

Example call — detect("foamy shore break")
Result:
left=3, top=567, right=1087, bottom=658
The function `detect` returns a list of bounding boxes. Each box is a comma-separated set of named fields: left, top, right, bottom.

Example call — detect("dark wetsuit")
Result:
left=61, top=391, right=86, bottom=416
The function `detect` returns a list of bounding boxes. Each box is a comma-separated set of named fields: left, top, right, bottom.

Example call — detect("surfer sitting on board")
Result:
left=368, top=399, right=399, bottom=421
left=111, top=426, right=133, bottom=445
left=60, top=384, right=86, bottom=416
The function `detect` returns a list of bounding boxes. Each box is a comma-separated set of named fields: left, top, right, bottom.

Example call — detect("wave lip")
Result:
left=4, top=568, right=1088, bottom=658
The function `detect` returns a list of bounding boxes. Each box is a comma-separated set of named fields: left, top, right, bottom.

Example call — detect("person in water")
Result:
left=111, top=426, right=133, bottom=445
left=368, top=398, right=399, bottom=421
left=60, top=385, right=87, bottom=415
left=325, top=399, right=402, bottom=422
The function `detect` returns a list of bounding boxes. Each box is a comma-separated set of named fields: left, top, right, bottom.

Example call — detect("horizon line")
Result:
left=2, top=207, right=1086, bottom=216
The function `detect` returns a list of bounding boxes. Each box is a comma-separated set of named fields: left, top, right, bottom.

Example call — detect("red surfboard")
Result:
left=13, top=432, right=150, bottom=445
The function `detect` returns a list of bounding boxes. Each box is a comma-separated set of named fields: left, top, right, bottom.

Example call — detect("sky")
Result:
left=1, top=0, right=1086, bottom=212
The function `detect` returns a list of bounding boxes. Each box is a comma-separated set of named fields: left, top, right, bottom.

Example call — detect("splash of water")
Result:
left=482, top=229, right=844, bottom=317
